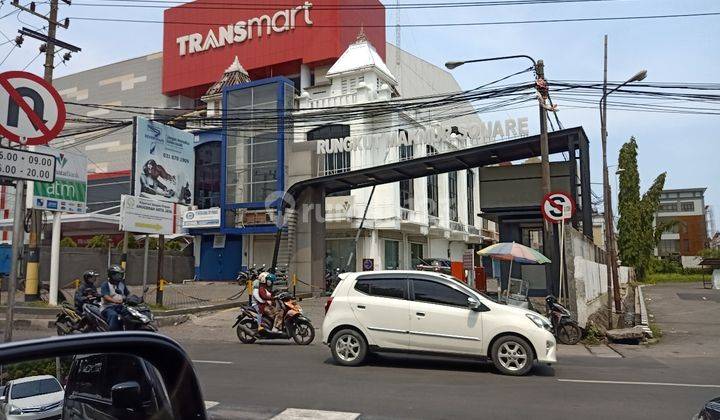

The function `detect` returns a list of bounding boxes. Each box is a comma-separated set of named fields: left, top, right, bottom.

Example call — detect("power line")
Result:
left=68, top=0, right=632, bottom=11
left=68, top=11, right=720, bottom=27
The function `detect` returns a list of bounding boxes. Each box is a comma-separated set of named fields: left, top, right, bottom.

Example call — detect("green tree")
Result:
left=617, top=137, right=668, bottom=279
left=115, top=234, right=140, bottom=249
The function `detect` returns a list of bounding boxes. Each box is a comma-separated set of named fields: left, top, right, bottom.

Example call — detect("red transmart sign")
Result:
left=162, top=0, right=386, bottom=96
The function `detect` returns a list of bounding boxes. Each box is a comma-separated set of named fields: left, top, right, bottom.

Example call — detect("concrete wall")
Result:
left=564, top=226, right=631, bottom=327
left=36, top=246, right=194, bottom=287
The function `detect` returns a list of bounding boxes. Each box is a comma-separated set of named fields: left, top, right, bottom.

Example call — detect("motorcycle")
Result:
left=83, top=295, right=158, bottom=332
left=233, top=291, right=315, bottom=345
left=55, top=293, right=102, bottom=335
left=545, top=295, right=582, bottom=345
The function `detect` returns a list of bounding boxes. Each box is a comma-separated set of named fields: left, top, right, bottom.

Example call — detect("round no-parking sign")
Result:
left=542, top=192, right=576, bottom=223
left=0, top=71, right=66, bottom=145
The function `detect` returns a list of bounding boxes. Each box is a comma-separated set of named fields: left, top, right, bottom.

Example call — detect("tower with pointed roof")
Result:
left=202, top=56, right=251, bottom=117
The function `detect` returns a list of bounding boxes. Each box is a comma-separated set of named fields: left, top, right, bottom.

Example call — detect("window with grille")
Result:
left=399, top=141, right=414, bottom=210
left=449, top=171, right=458, bottom=222
left=426, top=145, right=439, bottom=217
left=467, top=170, right=475, bottom=226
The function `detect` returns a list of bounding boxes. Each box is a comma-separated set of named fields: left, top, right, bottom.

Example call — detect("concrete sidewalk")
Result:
left=613, top=282, right=720, bottom=358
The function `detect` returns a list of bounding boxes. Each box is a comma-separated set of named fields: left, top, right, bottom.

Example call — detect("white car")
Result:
left=322, top=271, right=557, bottom=375
left=0, top=375, right=64, bottom=419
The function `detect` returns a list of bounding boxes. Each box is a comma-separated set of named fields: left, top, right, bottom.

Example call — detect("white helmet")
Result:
left=257, top=272, right=268, bottom=285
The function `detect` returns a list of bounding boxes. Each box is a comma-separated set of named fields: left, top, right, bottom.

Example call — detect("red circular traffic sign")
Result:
left=0, top=70, right=66, bottom=145
left=541, top=192, right=576, bottom=223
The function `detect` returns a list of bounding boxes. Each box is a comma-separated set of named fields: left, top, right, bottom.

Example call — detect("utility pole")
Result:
left=156, top=235, right=165, bottom=306
left=4, top=179, right=26, bottom=342
left=12, top=0, right=77, bottom=303
left=601, top=35, right=615, bottom=328
left=535, top=60, right=556, bottom=293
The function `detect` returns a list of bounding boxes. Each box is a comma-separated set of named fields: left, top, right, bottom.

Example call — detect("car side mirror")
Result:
left=111, top=381, right=142, bottom=410
left=468, top=297, right=481, bottom=311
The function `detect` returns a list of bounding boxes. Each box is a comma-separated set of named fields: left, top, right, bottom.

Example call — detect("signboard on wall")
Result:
left=30, top=146, right=87, bottom=213
left=182, top=207, right=221, bottom=228
left=362, top=258, right=374, bottom=271
left=120, top=194, right=179, bottom=235
left=132, top=117, right=195, bottom=205
left=162, top=0, right=386, bottom=95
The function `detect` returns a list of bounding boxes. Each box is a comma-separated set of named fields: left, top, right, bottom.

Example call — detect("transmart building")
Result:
left=0, top=0, right=596, bottom=296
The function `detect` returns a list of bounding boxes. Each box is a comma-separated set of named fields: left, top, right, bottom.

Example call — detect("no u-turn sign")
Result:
left=0, top=71, right=66, bottom=145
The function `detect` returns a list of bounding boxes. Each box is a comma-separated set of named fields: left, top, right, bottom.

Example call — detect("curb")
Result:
left=635, top=285, right=653, bottom=338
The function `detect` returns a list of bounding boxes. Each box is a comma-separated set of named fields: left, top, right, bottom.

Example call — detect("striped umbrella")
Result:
left=477, top=242, right=551, bottom=264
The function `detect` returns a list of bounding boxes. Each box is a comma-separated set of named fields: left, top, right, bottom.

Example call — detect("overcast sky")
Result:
left=1, top=0, right=718, bottom=231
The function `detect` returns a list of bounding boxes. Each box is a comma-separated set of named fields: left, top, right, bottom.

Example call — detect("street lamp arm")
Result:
left=445, top=54, right=537, bottom=70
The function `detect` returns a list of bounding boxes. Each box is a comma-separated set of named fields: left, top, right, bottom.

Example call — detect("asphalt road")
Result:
left=3, top=283, right=719, bottom=419
left=182, top=339, right=718, bottom=420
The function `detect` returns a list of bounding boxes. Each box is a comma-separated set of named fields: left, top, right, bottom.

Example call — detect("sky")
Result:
left=1, top=0, right=719, bottom=232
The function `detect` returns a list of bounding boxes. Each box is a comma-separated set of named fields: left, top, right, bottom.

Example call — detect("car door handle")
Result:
left=416, top=312, right=425, bottom=317
left=357, top=305, right=366, bottom=309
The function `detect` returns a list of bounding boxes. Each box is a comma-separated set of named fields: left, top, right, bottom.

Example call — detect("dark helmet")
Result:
left=108, top=265, right=125, bottom=284
left=545, top=295, right=558, bottom=305
left=83, top=270, right=99, bottom=284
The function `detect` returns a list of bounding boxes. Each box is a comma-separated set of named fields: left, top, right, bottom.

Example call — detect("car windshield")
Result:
left=11, top=379, right=62, bottom=399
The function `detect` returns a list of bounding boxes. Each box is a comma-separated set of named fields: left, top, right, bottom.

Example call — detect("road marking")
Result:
left=272, top=408, right=360, bottom=419
left=192, top=360, right=233, bottom=365
left=559, top=379, right=720, bottom=388
left=204, top=401, right=219, bottom=409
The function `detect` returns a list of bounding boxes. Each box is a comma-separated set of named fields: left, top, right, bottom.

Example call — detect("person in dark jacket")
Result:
left=74, top=270, right=99, bottom=313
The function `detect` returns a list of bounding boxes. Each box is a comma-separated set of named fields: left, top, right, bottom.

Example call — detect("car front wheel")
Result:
left=330, top=329, right=367, bottom=366
left=491, top=335, right=534, bottom=376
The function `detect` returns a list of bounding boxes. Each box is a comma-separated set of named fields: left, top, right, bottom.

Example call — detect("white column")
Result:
left=48, top=212, right=62, bottom=306
left=300, top=64, right=311, bottom=90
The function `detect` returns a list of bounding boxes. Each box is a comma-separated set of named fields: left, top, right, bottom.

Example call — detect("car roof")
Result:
left=353, top=270, right=457, bottom=281
left=9, top=375, right=56, bottom=385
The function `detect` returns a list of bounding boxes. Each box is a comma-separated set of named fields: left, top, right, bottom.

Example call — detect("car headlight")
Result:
left=8, top=404, right=22, bottom=415
left=526, top=313, right=552, bottom=331
left=127, top=307, right=150, bottom=323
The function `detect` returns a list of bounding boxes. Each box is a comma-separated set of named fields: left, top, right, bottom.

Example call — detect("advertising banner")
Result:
left=30, top=146, right=87, bottom=213
left=132, top=117, right=195, bottom=205
left=182, top=207, right=221, bottom=229
left=120, top=194, right=178, bottom=235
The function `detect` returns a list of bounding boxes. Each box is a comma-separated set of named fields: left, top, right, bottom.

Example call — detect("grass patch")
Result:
left=643, top=273, right=707, bottom=284
left=581, top=322, right=604, bottom=345
left=649, top=322, right=663, bottom=339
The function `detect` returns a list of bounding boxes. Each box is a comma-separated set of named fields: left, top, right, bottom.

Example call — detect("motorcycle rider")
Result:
left=252, top=273, right=282, bottom=333
left=100, top=265, right=130, bottom=331
left=74, top=270, right=100, bottom=313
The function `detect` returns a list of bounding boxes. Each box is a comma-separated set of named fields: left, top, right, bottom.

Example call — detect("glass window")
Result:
left=467, top=170, right=475, bottom=226
left=326, top=239, right=355, bottom=272
left=385, top=240, right=400, bottom=269
left=68, top=355, right=106, bottom=398
left=10, top=378, right=61, bottom=399
left=194, top=142, right=221, bottom=209
left=449, top=171, right=458, bottom=222
left=355, top=278, right=407, bottom=299
left=680, top=202, right=694, bottom=212
left=225, top=83, right=287, bottom=205
left=410, top=243, right=424, bottom=268
left=521, top=227, right=544, bottom=253
left=399, top=141, right=414, bottom=210
left=659, top=202, right=678, bottom=212
left=426, top=146, right=439, bottom=217
left=412, top=279, right=469, bottom=307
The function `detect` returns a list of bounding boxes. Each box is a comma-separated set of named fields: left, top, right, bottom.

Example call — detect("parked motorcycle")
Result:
left=545, top=295, right=582, bottom=345
left=233, top=291, right=314, bottom=345
left=55, top=302, right=87, bottom=335
left=82, top=295, right=157, bottom=332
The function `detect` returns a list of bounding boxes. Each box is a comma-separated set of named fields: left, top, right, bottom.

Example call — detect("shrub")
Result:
left=648, top=258, right=682, bottom=274
left=59, top=237, right=77, bottom=247
left=86, top=235, right=109, bottom=248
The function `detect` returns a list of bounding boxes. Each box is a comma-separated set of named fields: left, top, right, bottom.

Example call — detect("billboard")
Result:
left=162, top=0, right=385, bottom=96
left=120, top=194, right=186, bottom=235
left=30, top=146, right=87, bottom=213
left=132, top=117, right=195, bottom=205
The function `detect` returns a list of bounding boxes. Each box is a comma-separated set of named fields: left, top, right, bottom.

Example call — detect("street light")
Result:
left=446, top=54, right=560, bottom=297
left=600, top=40, right=647, bottom=318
